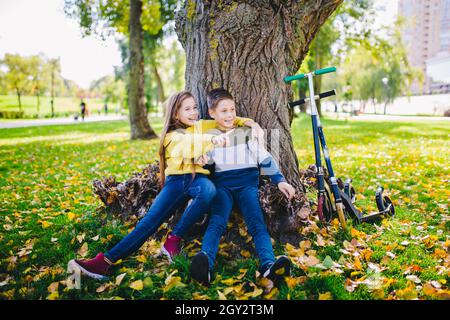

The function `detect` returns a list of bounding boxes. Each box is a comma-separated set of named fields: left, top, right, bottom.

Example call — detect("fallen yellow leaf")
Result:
left=396, top=281, right=418, bottom=300
left=319, top=292, right=332, bottom=300
left=77, top=242, right=89, bottom=258
left=164, top=271, right=185, bottom=292
left=264, top=287, right=279, bottom=300
left=136, top=255, right=147, bottom=263
left=46, top=292, right=59, bottom=300
left=217, top=290, right=227, bottom=300
left=115, top=273, right=126, bottom=286
left=47, top=282, right=59, bottom=293
left=129, top=280, right=143, bottom=291
left=221, top=278, right=238, bottom=286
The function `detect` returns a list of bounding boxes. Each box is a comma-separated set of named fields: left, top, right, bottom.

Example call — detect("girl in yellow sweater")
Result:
left=68, top=91, right=258, bottom=280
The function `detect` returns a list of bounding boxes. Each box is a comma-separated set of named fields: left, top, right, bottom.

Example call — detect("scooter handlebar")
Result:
left=284, top=66, right=337, bottom=83
left=284, top=73, right=305, bottom=83
left=314, top=66, right=336, bottom=76
left=288, top=89, right=336, bottom=108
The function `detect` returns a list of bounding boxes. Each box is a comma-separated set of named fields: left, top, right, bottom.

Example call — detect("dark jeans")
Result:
left=105, top=173, right=216, bottom=262
left=201, top=168, right=275, bottom=269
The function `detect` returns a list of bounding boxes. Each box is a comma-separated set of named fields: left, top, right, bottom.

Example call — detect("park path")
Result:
left=0, top=114, right=128, bottom=129
left=323, top=113, right=450, bottom=122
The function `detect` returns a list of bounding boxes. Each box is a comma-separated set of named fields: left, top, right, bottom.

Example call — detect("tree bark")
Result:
left=129, top=0, right=157, bottom=139
left=175, top=0, right=342, bottom=241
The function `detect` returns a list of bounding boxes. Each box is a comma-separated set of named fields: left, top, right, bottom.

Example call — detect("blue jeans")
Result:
left=201, top=168, right=275, bottom=269
left=105, top=173, right=216, bottom=263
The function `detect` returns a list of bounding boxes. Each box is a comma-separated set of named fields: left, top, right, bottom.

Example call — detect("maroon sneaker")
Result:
left=161, top=234, right=182, bottom=262
left=68, top=253, right=111, bottom=281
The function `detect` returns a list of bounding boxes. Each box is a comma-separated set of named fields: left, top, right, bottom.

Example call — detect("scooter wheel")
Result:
left=323, top=190, right=334, bottom=223
left=349, top=186, right=356, bottom=203
left=375, top=187, right=395, bottom=215
left=383, top=196, right=395, bottom=216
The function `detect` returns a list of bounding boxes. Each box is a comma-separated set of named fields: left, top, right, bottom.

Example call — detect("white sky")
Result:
left=0, top=0, right=399, bottom=89
left=373, top=0, right=398, bottom=28
left=0, top=0, right=122, bottom=89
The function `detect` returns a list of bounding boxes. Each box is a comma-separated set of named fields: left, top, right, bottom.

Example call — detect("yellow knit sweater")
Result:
left=163, top=117, right=252, bottom=176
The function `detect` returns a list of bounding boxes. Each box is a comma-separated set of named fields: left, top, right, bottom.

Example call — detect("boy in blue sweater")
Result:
left=190, top=89, right=296, bottom=286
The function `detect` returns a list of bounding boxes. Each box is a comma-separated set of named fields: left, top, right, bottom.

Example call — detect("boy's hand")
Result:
left=278, top=182, right=296, bottom=200
left=211, top=131, right=233, bottom=147
left=250, top=122, right=265, bottom=146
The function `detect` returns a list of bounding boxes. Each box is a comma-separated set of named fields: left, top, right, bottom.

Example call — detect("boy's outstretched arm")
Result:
left=251, top=141, right=296, bottom=200
left=196, top=118, right=265, bottom=145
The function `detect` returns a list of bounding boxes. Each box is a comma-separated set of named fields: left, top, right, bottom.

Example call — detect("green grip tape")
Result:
left=314, top=67, right=336, bottom=75
left=284, top=73, right=305, bottom=83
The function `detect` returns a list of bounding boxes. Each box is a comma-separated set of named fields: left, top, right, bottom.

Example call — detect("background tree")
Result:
left=0, top=54, right=33, bottom=113
left=128, top=0, right=157, bottom=138
left=299, top=0, right=375, bottom=116
left=64, top=0, right=177, bottom=139
left=48, top=58, right=61, bottom=118
left=335, top=18, right=423, bottom=114
left=90, top=74, right=127, bottom=108
left=28, top=55, right=50, bottom=117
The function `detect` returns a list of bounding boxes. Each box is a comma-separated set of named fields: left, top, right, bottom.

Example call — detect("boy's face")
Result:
left=208, top=98, right=236, bottom=130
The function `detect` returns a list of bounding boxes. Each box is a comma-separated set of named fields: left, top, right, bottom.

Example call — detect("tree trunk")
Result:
left=175, top=0, right=342, bottom=241
left=314, top=49, right=323, bottom=116
left=37, top=92, right=40, bottom=117
left=51, top=71, right=55, bottom=118
left=16, top=89, right=22, bottom=113
left=299, top=86, right=307, bottom=113
left=176, top=0, right=341, bottom=185
left=128, top=0, right=157, bottom=140
left=314, top=76, right=323, bottom=116
left=152, top=64, right=166, bottom=103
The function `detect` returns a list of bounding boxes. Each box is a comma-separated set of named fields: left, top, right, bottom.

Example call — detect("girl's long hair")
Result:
left=159, top=91, right=195, bottom=187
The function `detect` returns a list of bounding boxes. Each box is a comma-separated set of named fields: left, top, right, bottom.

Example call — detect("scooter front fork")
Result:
left=329, top=176, right=347, bottom=229
left=316, top=167, right=326, bottom=222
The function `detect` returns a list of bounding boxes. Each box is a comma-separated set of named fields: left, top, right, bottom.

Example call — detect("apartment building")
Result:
left=398, top=0, right=450, bottom=94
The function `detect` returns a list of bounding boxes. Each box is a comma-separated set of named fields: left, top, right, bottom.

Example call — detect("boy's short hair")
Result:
left=207, top=88, right=234, bottom=110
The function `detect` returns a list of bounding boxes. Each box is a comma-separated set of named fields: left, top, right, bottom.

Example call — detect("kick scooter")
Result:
left=284, top=67, right=395, bottom=228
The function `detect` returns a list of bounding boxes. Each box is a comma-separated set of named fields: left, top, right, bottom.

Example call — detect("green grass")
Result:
left=0, top=94, right=121, bottom=118
left=0, top=115, right=449, bottom=300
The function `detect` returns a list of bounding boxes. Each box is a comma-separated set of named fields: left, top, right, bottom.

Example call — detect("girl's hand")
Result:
left=278, top=182, right=296, bottom=200
left=195, top=154, right=210, bottom=166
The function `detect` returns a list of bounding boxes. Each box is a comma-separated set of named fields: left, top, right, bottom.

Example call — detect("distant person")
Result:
left=104, top=103, right=108, bottom=116
left=97, top=106, right=102, bottom=116
left=80, top=101, right=86, bottom=121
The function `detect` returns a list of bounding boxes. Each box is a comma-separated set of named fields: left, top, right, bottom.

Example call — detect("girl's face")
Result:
left=176, top=97, right=199, bottom=126
left=208, top=99, right=236, bottom=130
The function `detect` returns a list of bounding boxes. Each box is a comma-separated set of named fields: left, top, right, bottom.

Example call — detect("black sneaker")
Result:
left=261, top=256, right=291, bottom=281
left=190, top=252, right=211, bottom=286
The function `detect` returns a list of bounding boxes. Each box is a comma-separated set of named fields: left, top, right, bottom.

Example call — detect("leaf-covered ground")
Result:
left=0, top=115, right=449, bottom=300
